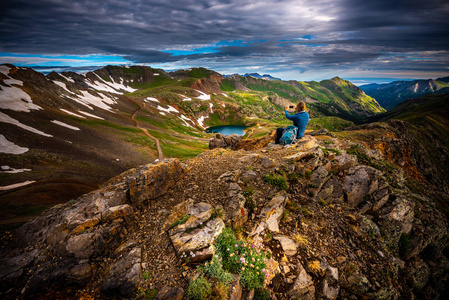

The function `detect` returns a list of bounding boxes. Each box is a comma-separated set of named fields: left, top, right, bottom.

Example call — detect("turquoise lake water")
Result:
left=205, top=125, right=247, bottom=136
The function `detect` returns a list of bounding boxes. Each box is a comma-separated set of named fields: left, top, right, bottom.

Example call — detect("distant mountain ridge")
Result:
left=360, top=77, right=449, bottom=110
left=224, top=72, right=281, bottom=81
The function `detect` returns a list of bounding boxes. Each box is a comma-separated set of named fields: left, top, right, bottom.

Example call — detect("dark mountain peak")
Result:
left=242, top=73, right=281, bottom=81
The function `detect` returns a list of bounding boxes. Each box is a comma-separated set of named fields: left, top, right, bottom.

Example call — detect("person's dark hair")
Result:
left=296, top=101, right=306, bottom=112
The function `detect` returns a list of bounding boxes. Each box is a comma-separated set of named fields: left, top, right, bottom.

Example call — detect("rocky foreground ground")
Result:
left=0, top=130, right=448, bottom=299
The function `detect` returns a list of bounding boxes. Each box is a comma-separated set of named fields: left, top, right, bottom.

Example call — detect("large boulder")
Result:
left=166, top=200, right=225, bottom=263
left=101, top=247, right=142, bottom=298
left=129, top=159, right=186, bottom=203
left=288, top=261, right=316, bottom=300
left=342, top=165, right=384, bottom=208
left=251, top=193, right=288, bottom=235
left=209, top=133, right=242, bottom=150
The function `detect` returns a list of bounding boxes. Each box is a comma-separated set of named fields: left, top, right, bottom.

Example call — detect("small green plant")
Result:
left=211, top=208, right=223, bottom=219
left=170, top=214, right=190, bottom=229
left=293, top=234, right=308, bottom=246
left=187, top=275, right=212, bottom=300
left=286, top=200, right=300, bottom=212
left=264, top=231, right=273, bottom=242
left=143, top=288, right=158, bottom=300
left=68, top=199, right=76, bottom=204
left=142, top=271, right=152, bottom=280
left=203, top=255, right=233, bottom=284
left=245, top=198, right=256, bottom=210
left=215, top=227, right=269, bottom=290
left=212, top=281, right=229, bottom=300
left=287, top=172, right=299, bottom=183
left=304, top=169, right=312, bottom=179
left=318, top=199, right=328, bottom=206
left=300, top=206, right=313, bottom=217
left=308, top=190, right=315, bottom=197
left=254, top=288, right=271, bottom=300
left=263, top=173, right=288, bottom=190
left=246, top=165, right=254, bottom=171
left=399, top=233, right=412, bottom=257
left=281, top=209, right=291, bottom=223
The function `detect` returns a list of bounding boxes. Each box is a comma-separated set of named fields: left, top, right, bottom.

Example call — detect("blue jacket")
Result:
left=285, top=110, right=309, bottom=138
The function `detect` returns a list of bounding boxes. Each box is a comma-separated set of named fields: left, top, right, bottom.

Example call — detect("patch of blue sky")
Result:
left=163, top=40, right=266, bottom=56
left=280, top=35, right=316, bottom=42
left=0, top=52, right=131, bottom=66
left=277, top=42, right=328, bottom=47
left=162, top=47, right=219, bottom=56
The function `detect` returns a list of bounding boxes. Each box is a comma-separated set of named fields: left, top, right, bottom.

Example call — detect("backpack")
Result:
left=280, top=125, right=298, bottom=145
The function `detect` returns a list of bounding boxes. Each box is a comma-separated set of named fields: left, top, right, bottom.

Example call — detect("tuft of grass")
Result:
left=308, top=260, right=324, bottom=276
left=212, top=282, right=229, bottom=300
left=293, top=234, right=308, bottom=247
left=211, top=208, right=223, bottom=219
left=318, top=199, right=328, bottom=206
left=262, top=173, right=288, bottom=190
left=287, top=172, right=299, bottom=183
left=187, top=275, right=212, bottom=300
left=170, top=214, right=190, bottom=229
left=399, top=232, right=412, bottom=257
left=142, top=271, right=152, bottom=280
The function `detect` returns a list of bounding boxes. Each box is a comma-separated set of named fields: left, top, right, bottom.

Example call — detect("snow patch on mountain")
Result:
left=68, top=90, right=116, bottom=111
left=146, top=97, right=160, bottom=102
left=60, top=109, right=86, bottom=119
left=51, top=120, right=80, bottom=131
left=1, top=166, right=32, bottom=173
left=4, top=78, right=23, bottom=86
left=179, top=94, right=192, bottom=101
left=0, top=111, right=53, bottom=137
left=194, top=89, right=211, bottom=101
left=0, top=180, right=36, bottom=191
left=53, top=81, right=76, bottom=95
left=157, top=105, right=179, bottom=114
left=0, top=70, right=42, bottom=112
left=179, top=115, right=194, bottom=128
left=0, top=134, right=29, bottom=154
left=78, top=111, right=104, bottom=120
left=197, top=116, right=209, bottom=129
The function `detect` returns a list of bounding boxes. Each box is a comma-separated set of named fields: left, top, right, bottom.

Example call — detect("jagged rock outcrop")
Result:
left=209, top=133, right=242, bottom=150
left=0, top=159, right=186, bottom=297
left=1, top=125, right=448, bottom=299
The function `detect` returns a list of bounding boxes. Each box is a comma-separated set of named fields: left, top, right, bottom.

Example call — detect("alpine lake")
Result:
left=205, top=125, right=247, bottom=136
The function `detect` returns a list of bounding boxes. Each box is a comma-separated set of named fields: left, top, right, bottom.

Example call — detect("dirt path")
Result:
left=131, top=101, right=164, bottom=161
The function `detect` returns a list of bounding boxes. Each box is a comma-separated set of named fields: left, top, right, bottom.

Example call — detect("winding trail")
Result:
left=131, top=101, right=164, bottom=161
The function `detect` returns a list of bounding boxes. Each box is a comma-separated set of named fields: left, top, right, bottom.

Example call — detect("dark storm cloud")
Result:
left=0, top=0, right=448, bottom=79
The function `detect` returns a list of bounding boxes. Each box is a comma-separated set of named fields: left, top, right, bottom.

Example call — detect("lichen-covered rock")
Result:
left=251, top=193, right=287, bottom=235
left=156, top=285, right=184, bottom=300
left=274, top=236, right=297, bottom=256
left=321, top=261, right=340, bottom=300
left=295, top=135, right=319, bottom=152
left=288, top=261, right=315, bottom=300
left=167, top=201, right=225, bottom=263
left=342, top=165, right=382, bottom=208
left=381, top=197, right=415, bottom=234
left=332, top=154, right=357, bottom=172
left=129, top=159, right=186, bottom=203
left=101, top=247, right=142, bottom=298
left=209, top=133, right=242, bottom=150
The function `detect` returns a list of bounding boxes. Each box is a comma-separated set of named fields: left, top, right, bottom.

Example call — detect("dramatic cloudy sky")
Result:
left=1, top=0, right=448, bottom=83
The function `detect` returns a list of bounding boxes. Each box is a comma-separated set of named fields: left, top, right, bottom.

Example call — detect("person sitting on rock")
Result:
left=275, top=101, right=309, bottom=144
